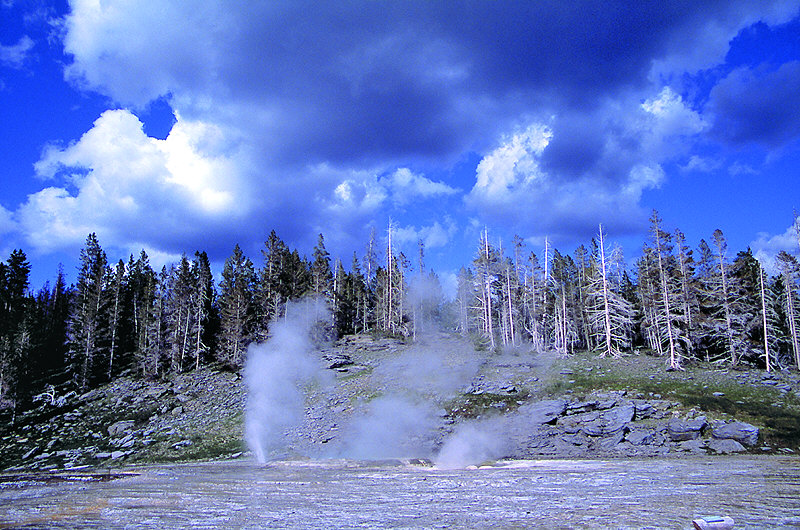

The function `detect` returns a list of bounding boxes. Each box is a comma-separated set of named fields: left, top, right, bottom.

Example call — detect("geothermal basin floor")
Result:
left=2, top=456, right=800, bottom=528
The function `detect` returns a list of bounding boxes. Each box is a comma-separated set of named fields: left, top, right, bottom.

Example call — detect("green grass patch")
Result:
left=445, top=390, right=531, bottom=420
left=130, top=412, right=245, bottom=464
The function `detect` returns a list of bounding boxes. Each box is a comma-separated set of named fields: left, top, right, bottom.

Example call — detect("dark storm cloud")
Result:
left=540, top=114, right=606, bottom=179
left=709, top=60, right=800, bottom=148
left=65, top=0, right=783, bottom=169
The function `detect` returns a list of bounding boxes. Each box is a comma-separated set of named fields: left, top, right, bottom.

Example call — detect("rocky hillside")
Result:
left=2, top=333, right=799, bottom=472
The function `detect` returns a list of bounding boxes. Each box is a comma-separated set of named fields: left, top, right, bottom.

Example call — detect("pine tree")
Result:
left=455, top=267, right=475, bottom=337
left=523, top=251, right=546, bottom=351
left=127, top=251, right=158, bottom=377
left=164, top=256, right=199, bottom=374
left=549, top=249, right=579, bottom=354
left=776, top=251, right=800, bottom=369
left=311, top=233, right=333, bottom=301
left=192, top=251, right=215, bottom=370
left=642, top=211, right=684, bottom=369
left=257, top=230, right=289, bottom=337
left=674, top=229, right=698, bottom=357
left=68, top=234, right=109, bottom=390
left=0, top=250, right=31, bottom=406
left=217, top=245, right=256, bottom=369
left=711, top=230, right=739, bottom=365
left=106, top=260, right=126, bottom=379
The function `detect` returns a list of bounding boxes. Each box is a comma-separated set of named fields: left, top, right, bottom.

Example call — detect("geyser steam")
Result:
left=244, top=298, right=329, bottom=463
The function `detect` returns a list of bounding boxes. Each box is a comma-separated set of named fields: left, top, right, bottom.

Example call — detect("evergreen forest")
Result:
left=1, top=210, right=799, bottom=413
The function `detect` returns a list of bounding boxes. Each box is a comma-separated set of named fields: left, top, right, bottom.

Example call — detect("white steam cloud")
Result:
left=244, top=298, right=330, bottom=464
left=336, top=335, right=482, bottom=461
left=340, top=396, right=437, bottom=460
left=435, top=420, right=508, bottom=469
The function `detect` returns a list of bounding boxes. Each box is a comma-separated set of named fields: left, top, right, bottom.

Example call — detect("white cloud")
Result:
left=382, top=168, right=459, bottom=205
left=681, top=155, right=722, bottom=173
left=24, top=0, right=798, bottom=272
left=472, top=124, right=552, bottom=201
left=0, top=35, right=33, bottom=68
left=466, top=122, right=664, bottom=240
left=393, top=219, right=458, bottom=250
left=752, top=223, right=800, bottom=273
left=728, top=161, right=759, bottom=176
left=465, top=85, right=710, bottom=241
left=323, top=166, right=458, bottom=212
left=17, top=109, right=245, bottom=254
left=641, top=87, right=708, bottom=138
left=0, top=204, right=15, bottom=235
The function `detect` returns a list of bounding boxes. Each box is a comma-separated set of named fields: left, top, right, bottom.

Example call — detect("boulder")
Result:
left=711, top=421, right=759, bottom=446
left=108, top=420, right=135, bottom=437
left=626, top=428, right=656, bottom=446
left=597, top=430, right=626, bottom=450
left=707, top=438, right=747, bottom=454
left=667, top=417, right=707, bottom=441
left=520, top=399, right=567, bottom=425
left=581, top=403, right=635, bottom=437
left=677, top=438, right=707, bottom=453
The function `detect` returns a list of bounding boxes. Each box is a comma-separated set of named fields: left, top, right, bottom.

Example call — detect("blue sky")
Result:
left=1, top=1, right=799, bottom=293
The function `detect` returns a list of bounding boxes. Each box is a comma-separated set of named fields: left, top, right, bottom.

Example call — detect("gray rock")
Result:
left=566, top=397, right=618, bottom=414
left=558, top=411, right=601, bottom=434
left=172, top=439, right=193, bottom=449
left=667, top=417, right=707, bottom=441
left=113, top=434, right=135, bottom=449
left=559, top=433, right=587, bottom=446
left=581, top=403, right=635, bottom=437
left=707, top=438, right=746, bottom=454
left=626, top=428, right=656, bottom=446
left=678, top=438, right=707, bottom=453
left=110, top=450, right=128, bottom=459
left=108, top=420, right=135, bottom=437
left=95, top=452, right=112, bottom=459
left=520, top=399, right=567, bottom=425
left=630, top=400, right=655, bottom=419
left=712, top=421, right=759, bottom=446
left=597, top=430, right=626, bottom=450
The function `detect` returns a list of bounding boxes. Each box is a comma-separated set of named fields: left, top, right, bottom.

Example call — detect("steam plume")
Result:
left=244, top=298, right=329, bottom=463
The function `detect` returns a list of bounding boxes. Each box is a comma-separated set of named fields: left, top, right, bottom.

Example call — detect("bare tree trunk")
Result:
left=759, top=261, right=771, bottom=372
left=713, top=232, right=736, bottom=365
left=786, top=275, right=800, bottom=370
left=652, top=217, right=679, bottom=370
left=598, top=225, right=615, bottom=358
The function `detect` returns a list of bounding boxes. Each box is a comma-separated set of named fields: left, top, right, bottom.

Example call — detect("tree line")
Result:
left=1, top=212, right=799, bottom=411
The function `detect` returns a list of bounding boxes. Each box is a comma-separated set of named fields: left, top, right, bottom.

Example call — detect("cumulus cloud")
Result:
left=465, top=87, right=706, bottom=242
left=752, top=223, right=800, bottom=273
left=17, top=109, right=247, bottom=256
left=0, top=204, right=15, bottom=235
left=383, top=168, right=459, bottom=206
left=0, top=35, right=33, bottom=68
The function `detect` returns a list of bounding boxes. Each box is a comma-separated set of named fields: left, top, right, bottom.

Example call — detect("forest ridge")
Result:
left=1, top=210, right=799, bottom=411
